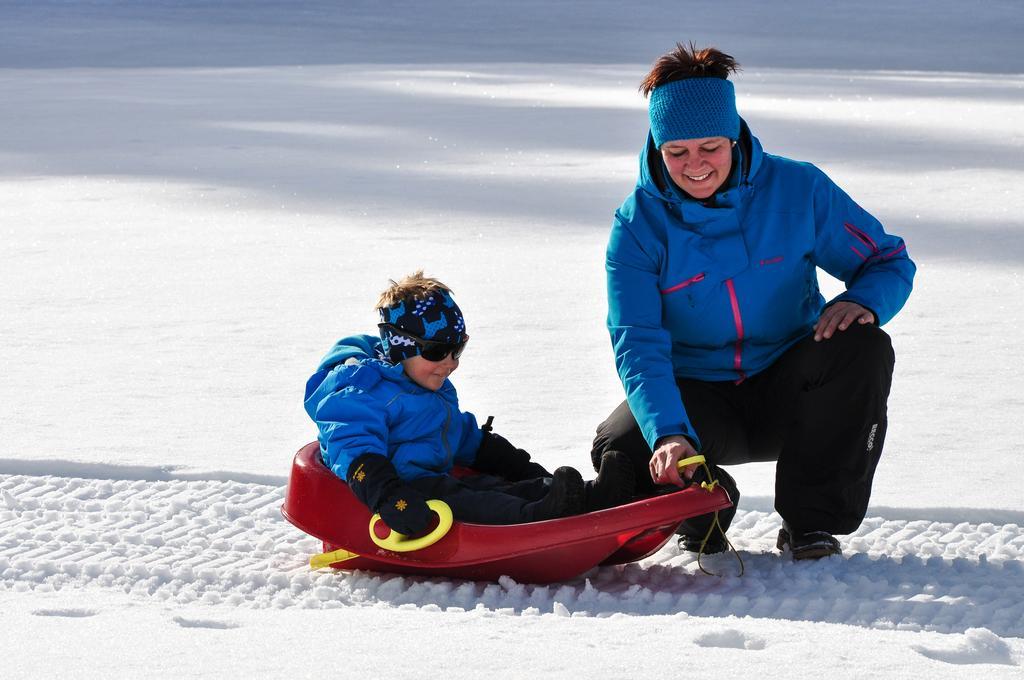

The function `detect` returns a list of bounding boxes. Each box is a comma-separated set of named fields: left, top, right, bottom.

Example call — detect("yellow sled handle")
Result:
left=676, top=454, right=719, bottom=492
left=310, top=547, right=361, bottom=569
left=370, top=499, right=454, bottom=552
left=677, top=454, right=706, bottom=470
left=310, top=499, right=454, bottom=569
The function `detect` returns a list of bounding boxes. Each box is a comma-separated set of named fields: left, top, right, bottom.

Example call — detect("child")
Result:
left=303, top=271, right=633, bottom=536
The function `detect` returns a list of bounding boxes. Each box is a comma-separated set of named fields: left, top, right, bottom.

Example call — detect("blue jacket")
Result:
left=607, top=122, right=915, bottom=451
left=303, top=334, right=484, bottom=482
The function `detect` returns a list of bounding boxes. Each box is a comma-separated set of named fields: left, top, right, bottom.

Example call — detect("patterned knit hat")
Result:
left=648, top=77, right=739, bottom=148
left=378, top=290, right=467, bottom=363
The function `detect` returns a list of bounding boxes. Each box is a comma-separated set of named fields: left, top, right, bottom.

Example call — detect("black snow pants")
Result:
left=591, top=323, right=895, bottom=537
left=406, top=473, right=552, bottom=525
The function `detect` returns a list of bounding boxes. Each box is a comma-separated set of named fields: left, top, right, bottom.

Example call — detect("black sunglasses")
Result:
left=379, top=323, right=469, bottom=362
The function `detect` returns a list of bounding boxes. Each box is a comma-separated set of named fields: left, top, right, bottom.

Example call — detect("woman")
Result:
left=591, top=44, right=915, bottom=560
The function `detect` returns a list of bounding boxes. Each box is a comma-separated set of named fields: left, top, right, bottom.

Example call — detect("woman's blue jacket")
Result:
left=607, top=121, right=915, bottom=451
left=303, top=334, right=483, bottom=482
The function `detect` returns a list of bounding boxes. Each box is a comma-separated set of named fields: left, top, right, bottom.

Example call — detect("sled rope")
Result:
left=677, top=455, right=745, bottom=577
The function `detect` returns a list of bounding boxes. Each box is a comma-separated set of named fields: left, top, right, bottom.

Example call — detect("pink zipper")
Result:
left=844, top=222, right=879, bottom=253
left=874, top=243, right=907, bottom=261
left=724, top=279, right=747, bottom=383
left=848, top=227, right=906, bottom=264
left=661, top=272, right=705, bottom=295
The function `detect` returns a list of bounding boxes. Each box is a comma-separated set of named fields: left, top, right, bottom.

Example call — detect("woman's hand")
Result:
left=813, top=301, right=875, bottom=341
left=649, top=435, right=699, bottom=487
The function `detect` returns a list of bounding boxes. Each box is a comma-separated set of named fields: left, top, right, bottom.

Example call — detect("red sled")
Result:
left=281, top=441, right=733, bottom=584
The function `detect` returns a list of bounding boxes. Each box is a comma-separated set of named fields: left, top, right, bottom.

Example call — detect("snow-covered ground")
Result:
left=2, top=2, right=1023, bottom=677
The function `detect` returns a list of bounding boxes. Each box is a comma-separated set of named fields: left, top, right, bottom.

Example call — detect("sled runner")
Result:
left=281, top=441, right=733, bottom=584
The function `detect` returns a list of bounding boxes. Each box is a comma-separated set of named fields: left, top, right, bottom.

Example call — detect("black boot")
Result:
left=675, top=464, right=739, bottom=553
left=528, top=467, right=585, bottom=521
left=678, top=532, right=730, bottom=554
left=776, top=522, right=841, bottom=560
left=585, top=450, right=636, bottom=511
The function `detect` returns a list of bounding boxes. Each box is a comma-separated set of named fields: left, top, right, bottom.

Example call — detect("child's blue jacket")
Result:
left=608, top=122, right=916, bottom=451
left=303, top=334, right=483, bottom=482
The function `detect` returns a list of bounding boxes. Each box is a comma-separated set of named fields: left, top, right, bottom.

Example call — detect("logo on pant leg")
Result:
left=866, top=423, right=878, bottom=452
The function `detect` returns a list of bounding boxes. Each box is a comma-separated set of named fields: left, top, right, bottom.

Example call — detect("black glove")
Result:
left=347, top=454, right=432, bottom=535
left=473, top=430, right=552, bottom=481
left=377, top=485, right=432, bottom=535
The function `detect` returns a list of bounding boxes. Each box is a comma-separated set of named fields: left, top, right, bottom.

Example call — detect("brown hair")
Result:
left=376, top=270, right=453, bottom=310
left=639, top=43, right=741, bottom=97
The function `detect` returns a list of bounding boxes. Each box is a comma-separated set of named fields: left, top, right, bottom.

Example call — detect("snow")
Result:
left=2, top=1, right=1023, bottom=677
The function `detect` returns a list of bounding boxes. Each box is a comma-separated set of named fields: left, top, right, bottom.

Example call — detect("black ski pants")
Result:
left=591, top=323, right=895, bottom=536
left=407, top=473, right=552, bottom=525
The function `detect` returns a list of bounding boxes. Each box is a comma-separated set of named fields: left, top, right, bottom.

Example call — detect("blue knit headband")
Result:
left=648, top=78, right=739, bottom=148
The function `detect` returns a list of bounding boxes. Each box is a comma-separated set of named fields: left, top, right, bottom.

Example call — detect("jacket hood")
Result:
left=315, top=334, right=387, bottom=373
left=637, top=117, right=764, bottom=204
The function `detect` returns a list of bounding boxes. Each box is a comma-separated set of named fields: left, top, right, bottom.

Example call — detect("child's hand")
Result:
left=347, top=453, right=432, bottom=535
left=378, top=485, right=432, bottom=535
